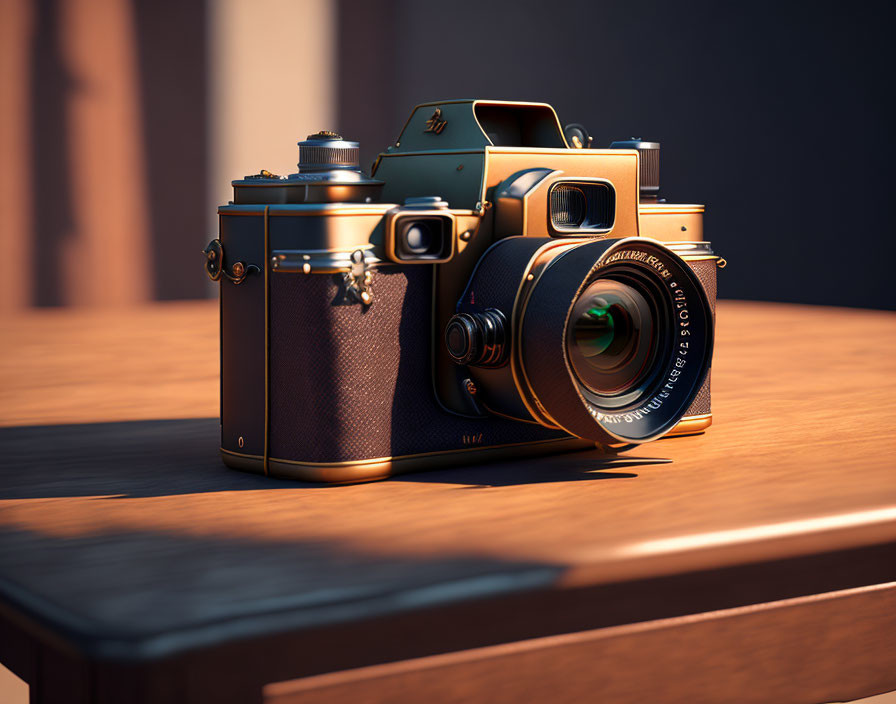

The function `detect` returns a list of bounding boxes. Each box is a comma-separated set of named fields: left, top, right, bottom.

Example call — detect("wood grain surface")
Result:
left=0, top=301, right=218, bottom=427
left=1, top=300, right=895, bottom=702
left=265, top=582, right=896, bottom=704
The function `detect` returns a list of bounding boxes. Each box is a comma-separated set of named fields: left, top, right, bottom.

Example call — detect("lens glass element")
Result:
left=394, top=216, right=451, bottom=261
left=404, top=223, right=432, bottom=254
left=567, top=279, right=657, bottom=396
left=549, top=182, right=615, bottom=232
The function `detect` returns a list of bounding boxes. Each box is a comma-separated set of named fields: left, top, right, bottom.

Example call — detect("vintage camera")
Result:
left=204, top=100, right=723, bottom=483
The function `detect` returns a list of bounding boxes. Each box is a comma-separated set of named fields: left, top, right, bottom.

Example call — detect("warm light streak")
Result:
left=620, top=507, right=896, bottom=557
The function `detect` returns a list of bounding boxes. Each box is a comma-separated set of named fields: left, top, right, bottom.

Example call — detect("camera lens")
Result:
left=452, top=237, right=712, bottom=444
left=404, top=223, right=433, bottom=254
left=551, top=186, right=587, bottom=227
left=394, top=216, right=450, bottom=261
left=567, top=279, right=657, bottom=396
left=549, top=182, right=615, bottom=233
left=515, top=238, right=712, bottom=443
left=445, top=316, right=474, bottom=361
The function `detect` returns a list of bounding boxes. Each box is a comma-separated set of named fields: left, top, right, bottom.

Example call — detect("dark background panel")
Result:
left=338, top=0, right=896, bottom=309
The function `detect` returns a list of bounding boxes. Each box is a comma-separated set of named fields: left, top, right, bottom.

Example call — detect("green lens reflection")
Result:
left=575, top=298, right=616, bottom=358
left=567, top=278, right=654, bottom=397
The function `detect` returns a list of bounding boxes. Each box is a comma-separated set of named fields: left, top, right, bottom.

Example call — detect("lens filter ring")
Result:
left=517, top=237, right=713, bottom=443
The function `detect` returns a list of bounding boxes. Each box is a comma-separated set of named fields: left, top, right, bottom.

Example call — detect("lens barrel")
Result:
left=451, top=237, right=713, bottom=444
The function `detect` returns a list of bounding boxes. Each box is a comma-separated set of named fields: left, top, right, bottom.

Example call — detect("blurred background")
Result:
left=1, top=0, right=894, bottom=312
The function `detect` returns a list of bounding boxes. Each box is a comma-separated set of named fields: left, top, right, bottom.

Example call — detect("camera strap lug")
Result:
left=203, top=238, right=260, bottom=285
left=344, top=249, right=373, bottom=306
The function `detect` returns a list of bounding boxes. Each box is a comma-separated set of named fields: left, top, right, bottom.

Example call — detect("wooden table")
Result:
left=1, top=300, right=894, bottom=703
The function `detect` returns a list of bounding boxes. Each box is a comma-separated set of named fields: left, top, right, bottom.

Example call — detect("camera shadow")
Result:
left=0, top=418, right=313, bottom=500
left=0, top=417, right=671, bottom=499
left=394, top=452, right=668, bottom=488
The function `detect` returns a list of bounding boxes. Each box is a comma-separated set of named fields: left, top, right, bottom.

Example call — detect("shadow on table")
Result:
left=393, top=452, right=665, bottom=488
left=0, top=418, right=667, bottom=499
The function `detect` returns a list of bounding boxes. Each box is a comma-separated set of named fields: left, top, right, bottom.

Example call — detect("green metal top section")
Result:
left=387, top=100, right=569, bottom=153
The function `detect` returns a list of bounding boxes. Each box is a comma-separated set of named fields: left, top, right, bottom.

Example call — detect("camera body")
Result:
left=206, top=100, right=722, bottom=483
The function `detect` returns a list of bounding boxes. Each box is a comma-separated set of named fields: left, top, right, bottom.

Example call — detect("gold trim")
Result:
left=515, top=240, right=593, bottom=435
left=222, top=448, right=261, bottom=461
left=486, top=147, right=635, bottom=156
left=480, top=402, right=545, bottom=426
left=665, top=241, right=714, bottom=251
left=664, top=240, right=712, bottom=248
left=371, top=148, right=490, bottom=177
left=639, top=204, right=705, bottom=214
left=280, top=437, right=581, bottom=467
left=231, top=182, right=304, bottom=187
left=414, top=99, right=559, bottom=109
left=509, top=240, right=581, bottom=430
left=231, top=179, right=381, bottom=188
left=264, top=206, right=270, bottom=477
left=375, top=149, right=488, bottom=159
left=665, top=413, right=713, bottom=437
left=221, top=436, right=593, bottom=483
left=218, top=206, right=395, bottom=217
left=478, top=147, right=492, bottom=215
left=378, top=146, right=640, bottom=159
left=218, top=213, right=223, bottom=428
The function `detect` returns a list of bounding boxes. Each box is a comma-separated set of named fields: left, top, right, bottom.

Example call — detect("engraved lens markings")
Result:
left=602, top=249, right=673, bottom=279
left=590, top=248, right=691, bottom=425
left=596, top=280, right=689, bottom=424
